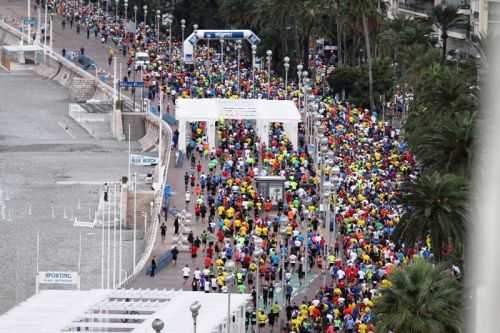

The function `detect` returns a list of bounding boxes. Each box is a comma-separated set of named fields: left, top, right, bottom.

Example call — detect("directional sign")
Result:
left=119, top=81, right=144, bottom=88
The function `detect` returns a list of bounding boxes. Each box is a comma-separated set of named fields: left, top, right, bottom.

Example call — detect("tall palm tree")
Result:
left=373, top=259, right=463, bottom=333
left=416, top=63, right=478, bottom=113
left=349, top=0, right=378, bottom=111
left=394, top=171, right=467, bottom=260
left=432, top=4, right=467, bottom=64
left=411, top=111, right=476, bottom=175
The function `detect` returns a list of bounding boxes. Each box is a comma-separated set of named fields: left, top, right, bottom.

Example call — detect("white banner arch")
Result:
left=183, top=29, right=261, bottom=64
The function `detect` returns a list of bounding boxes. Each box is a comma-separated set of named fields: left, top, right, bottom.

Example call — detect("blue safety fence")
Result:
left=149, top=105, right=176, bottom=125
left=175, top=150, right=184, bottom=168
left=162, top=184, right=173, bottom=209
left=146, top=249, right=173, bottom=275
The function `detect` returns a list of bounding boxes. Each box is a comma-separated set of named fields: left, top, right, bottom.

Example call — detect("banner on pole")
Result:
left=130, top=154, right=159, bottom=166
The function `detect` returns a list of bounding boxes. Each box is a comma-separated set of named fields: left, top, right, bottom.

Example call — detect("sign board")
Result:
left=130, top=154, right=159, bottom=166
left=120, top=80, right=144, bottom=88
left=36, top=271, right=80, bottom=293
left=324, top=45, right=338, bottom=51
left=38, top=271, right=78, bottom=284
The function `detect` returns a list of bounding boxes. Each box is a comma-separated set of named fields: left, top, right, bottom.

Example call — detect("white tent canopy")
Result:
left=175, top=98, right=301, bottom=152
left=0, top=289, right=250, bottom=333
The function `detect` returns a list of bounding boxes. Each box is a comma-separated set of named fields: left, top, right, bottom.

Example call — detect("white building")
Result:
left=0, top=289, right=250, bottom=333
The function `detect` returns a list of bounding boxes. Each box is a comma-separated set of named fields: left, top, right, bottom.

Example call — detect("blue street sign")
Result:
left=119, top=81, right=144, bottom=88
left=22, top=18, right=37, bottom=25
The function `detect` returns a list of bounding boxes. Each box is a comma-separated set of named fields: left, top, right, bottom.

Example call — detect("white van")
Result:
left=134, top=52, right=150, bottom=70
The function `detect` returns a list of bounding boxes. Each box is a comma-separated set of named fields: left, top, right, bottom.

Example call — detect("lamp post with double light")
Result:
left=181, top=18, right=186, bottom=42
left=297, top=64, right=303, bottom=111
left=115, top=0, right=119, bottom=21
left=225, top=260, right=236, bottom=333
left=156, top=10, right=161, bottom=54
left=266, top=50, right=272, bottom=99
left=251, top=45, right=257, bottom=97
left=254, top=246, right=263, bottom=333
left=280, top=227, right=288, bottom=303
left=193, top=24, right=199, bottom=62
left=143, top=5, right=147, bottom=25
left=236, top=40, right=242, bottom=95
left=283, top=56, right=290, bottom=100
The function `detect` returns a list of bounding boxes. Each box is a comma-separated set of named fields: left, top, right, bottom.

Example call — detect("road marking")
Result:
left=57, top=121, right=76, bottom=138
left=56, top=181, right=121, bottom=185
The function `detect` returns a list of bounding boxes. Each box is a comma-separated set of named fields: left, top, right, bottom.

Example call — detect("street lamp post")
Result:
left=143, top=5, right=148, bottom=25
left=236, top=40, right=242, bottom=95
left=124, top=0, right=128, bottom=20
left=193, top=24, right=199, bottom=62
left=190, top=301, right=202, bottom=333
left=181, top=19, right=186, bottom=68
left=280, top=228, right=288, bottom=303
left=156, top=10, right=161, bottom=55
left=251, top=45, right=257, bottom=97
left=168, top=16, right=173, bottom=59
left=297, top=64, right=303, bottom=111
left=266, top=50, right=272, bottom=99
left=225, top=260, right=236, bottom=333
left=254, top=247, right=263, bottom=333
left=152, top=318, right=165, bottom=333
left=181, top=19, right=186, bottom=41
left=283, top=56, right=290, bottom=100
left=220, top=38, right=224, bottom=64
left=115, top=0, right=119, bottom=21
left=133, top=5, right=138, bottom=24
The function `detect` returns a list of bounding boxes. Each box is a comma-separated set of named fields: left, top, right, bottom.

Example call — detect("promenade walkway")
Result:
left=0, top=5, right=330, bottom=331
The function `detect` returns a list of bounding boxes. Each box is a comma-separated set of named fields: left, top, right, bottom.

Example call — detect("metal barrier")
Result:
left=146, top=250, right=173, bottom=275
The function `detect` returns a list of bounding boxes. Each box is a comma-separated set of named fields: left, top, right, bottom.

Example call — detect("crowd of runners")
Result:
left=40, top=1, right=420, bottom=332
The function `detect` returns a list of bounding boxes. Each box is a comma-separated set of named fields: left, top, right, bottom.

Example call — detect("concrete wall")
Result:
left=122, top=112, right=146, bottom=141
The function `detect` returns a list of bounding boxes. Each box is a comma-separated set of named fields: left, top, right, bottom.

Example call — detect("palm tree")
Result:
left=349, top=0, right=378, bottom=111
left=410, top=111, right=476, bottom=174
left=394, top=171, right=467, bottom=260
left=373, top=259, right=463, bottom=333
left=416, top=63, right=478, bottom=113
left=432, top=4, right=467, bottom=64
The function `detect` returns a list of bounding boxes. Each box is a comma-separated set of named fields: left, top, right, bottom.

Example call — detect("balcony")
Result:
left=397, top=0, right=434, bottom=18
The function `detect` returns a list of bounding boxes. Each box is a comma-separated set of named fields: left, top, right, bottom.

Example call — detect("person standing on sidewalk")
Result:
left=171, top=246, right=179, bottom=265
left=108, top=48, right=113, bottom=66
left=160, top=222, right=167, bottom=242
left=150, top=256, right=157, bottom=277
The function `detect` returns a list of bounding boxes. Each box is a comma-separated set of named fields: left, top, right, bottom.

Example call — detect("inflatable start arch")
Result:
left=183, top=29, right=261, bottom=64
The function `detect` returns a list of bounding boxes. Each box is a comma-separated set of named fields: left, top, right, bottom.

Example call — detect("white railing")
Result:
left=118, top=113, right=173, bottom=288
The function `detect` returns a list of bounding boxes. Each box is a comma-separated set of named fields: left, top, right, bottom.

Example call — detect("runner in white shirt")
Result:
left=194, top=268, right=202, bottom=281
left=336, top=269, right=346, bottom=280
left=182, top=265, right=191, bottom=283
